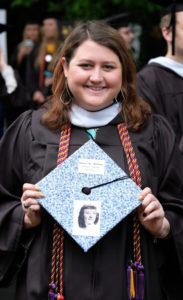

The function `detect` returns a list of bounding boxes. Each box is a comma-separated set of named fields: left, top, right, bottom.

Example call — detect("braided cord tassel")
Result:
left=117, top=123, right=142, bottom=262
left=117, top=123, right=144, bottom=300
left=55, top=227, right=61, bottom=291
left=57, top=125, right=71, bottom=164
left=49, top=125, right=71, bottom=300
left=50, top=223, right=59, bottom=285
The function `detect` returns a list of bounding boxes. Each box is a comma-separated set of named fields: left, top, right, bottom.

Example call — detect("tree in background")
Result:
left=0, top=0, right=162, bottom=68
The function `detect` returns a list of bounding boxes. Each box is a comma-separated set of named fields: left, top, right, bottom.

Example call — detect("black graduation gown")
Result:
left=10, top=45, right=30, bottom=86
left=0, top=71, right=33, bottom=127
left=25, top=42, right=56, bottom=99
left=137, top=62, right=183, bottom=153
left=0, top=108, right=183, bottom=300
left=25, top=42, right=41, bottom=97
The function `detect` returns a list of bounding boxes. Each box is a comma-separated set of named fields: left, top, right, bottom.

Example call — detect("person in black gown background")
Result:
left=137, top=0, right=183, bottom=153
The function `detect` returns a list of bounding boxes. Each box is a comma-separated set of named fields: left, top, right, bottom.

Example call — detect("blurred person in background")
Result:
left=105, top=13, right=135, bottom=50
left=11, top=20, right=42, bottom=85
left=0, top=40, right=32, bottom=135
left=137, top=0, right=183, bottom=154
left=26, top=13, right=63, bottom=106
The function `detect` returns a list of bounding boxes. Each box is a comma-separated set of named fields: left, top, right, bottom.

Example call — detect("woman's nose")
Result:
left=89, top=67, right=103, bottom=82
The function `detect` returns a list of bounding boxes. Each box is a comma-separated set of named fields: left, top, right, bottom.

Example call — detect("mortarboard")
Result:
left=41, top=11, right=62, bottom=22
left=104, top=13, right=130, bottom=30
left=25, top=19, right=41, bottom=26
left=150, top=0, right=183, bottom=55
left=40, top=12, right=75, bottom=41
left=37, top=140, right=142, bottom=252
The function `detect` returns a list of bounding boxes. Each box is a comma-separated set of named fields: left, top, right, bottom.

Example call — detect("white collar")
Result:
left=148, top=56, right=183, bottom=78
left=69, top=102, right=121, bottom=128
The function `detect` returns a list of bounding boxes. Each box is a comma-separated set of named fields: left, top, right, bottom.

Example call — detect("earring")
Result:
left=60, top=79, right=72, bottom=105
left=114, top=96, right=118, bottom=103
left=60, top=94, right=71, bottom=105
left=65, top=80, right=73, bottom=99
left=120, top=89, right=127, bottom=103
left=120, top=88, right=128, bottom=125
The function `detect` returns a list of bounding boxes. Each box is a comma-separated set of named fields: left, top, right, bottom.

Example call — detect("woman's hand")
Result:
left=17, top=44, right=33, bottom=64
left=33, top=90, right=45, bottom=104
left=0, top=45, right=7, bottom=70
left=44, top=76, right=53, bottom=87
left=137, top=187, right=170, bottom=239
left=21, top=183, right=45, bottom=229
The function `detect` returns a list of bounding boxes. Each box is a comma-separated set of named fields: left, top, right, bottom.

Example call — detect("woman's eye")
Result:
left=80, top=64, right=91, bottom=69
left=104, top=65, right=114, bottom=70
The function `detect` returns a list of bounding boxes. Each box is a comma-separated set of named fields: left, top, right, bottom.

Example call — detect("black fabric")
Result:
left=104, top=13, right=130, bottom=29
left=149, top=1, right=183, bottom=54
left=137, top=62, right=183, bottom=152
left=0, top=109, right=183, bottom=299
left=25, top=41, right=53, bottom=100
left=0, top=71, right=34, bottom=127
left=150, top=0, right=183, bottom=10
left=25, top=42, right=41, bottom=97
left=0, top=24, right=10, bottom=34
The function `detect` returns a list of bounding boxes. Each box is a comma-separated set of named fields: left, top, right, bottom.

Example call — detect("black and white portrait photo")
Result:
left=72, top=200, right=101, bottom=237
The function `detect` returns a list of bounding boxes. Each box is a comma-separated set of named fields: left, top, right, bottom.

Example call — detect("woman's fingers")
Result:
left=137, top=187, right=170, bottom=238
left=23, top=199, right=42, bottom=212
left=138, top=187, right=163, bottom=222
left=139, top=187, right=152, bottom=201
left=21, top=184, right=44, bottom=212
left=22, top=189, right=44, bottom=200
left=139, top=188, right=162, bottom=218
left=22, top=183, right=40, bottom=192
left=142, top=195, right=161, bottom=215
left=21, top=184, right=45, bottom=229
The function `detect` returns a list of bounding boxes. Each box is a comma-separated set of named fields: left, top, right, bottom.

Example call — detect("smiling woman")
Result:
left=0, top=20, right=183, bottom=300
left=42, top=20, right=150, bottom=131
left=61, top=40, right=122, bottom=111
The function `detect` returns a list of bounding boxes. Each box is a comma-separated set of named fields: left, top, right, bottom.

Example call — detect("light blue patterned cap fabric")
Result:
left=37, top=140, right=141, bottom=252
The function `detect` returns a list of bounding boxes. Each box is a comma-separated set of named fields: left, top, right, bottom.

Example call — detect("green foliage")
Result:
left=4, top=0, right=162, bottom=69
left=9, top=0, right=161, bottom=22
left=48, top=0, right=121, bottom=20
left=57, top=0, right=159, bottom=24
left=10, top=0, right=39, bottom=8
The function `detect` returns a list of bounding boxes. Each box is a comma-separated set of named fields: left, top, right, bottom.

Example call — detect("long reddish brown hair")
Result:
left=41, top=20, right=151, bottom=132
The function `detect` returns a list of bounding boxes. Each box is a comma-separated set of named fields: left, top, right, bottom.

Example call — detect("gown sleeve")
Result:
left=137, top=68, right=165, bottom=115
left=152, top=115, right=183, bottom=277
left=0, top=110, right=37, bottom=286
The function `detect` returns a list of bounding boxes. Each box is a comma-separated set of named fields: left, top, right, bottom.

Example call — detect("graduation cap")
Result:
left=25, top=19, right=41, bottom=26
left=41, top=11, right=62, bottom=22
left=104, top=13, right=130, bottom=29
left=41, top=12, right=75, bottom=40
left=0, top=23, right=10, bottom=34
left=150, top=0, right=183, bottom=55
left=37, top=140, right=141, bottom=252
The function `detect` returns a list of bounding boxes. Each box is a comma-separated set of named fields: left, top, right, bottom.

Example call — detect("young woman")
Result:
left=78, top=205, right=99, bottom=229
left=10, top=21, right=42, bottom=85
left=26, top=16, right=63, bottom=105
left=0, top=21, right=182, bottom=300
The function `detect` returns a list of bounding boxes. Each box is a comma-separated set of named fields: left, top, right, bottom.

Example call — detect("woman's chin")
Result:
left=77, top=102, right=112, bottom=112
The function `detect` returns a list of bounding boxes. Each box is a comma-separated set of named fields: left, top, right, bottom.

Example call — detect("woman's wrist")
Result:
left=0, top=61, right=7, bottom=71
left=156, top=217, right=171, bottom=239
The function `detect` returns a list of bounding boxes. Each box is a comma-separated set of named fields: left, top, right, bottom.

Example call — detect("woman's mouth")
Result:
left=85, top=86, right=106, bottom=93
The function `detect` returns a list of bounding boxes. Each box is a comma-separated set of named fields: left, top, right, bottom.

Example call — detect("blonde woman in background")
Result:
left=26, top=14, right=63, bottom=106
left=11, top=20, right=41, bottom=84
